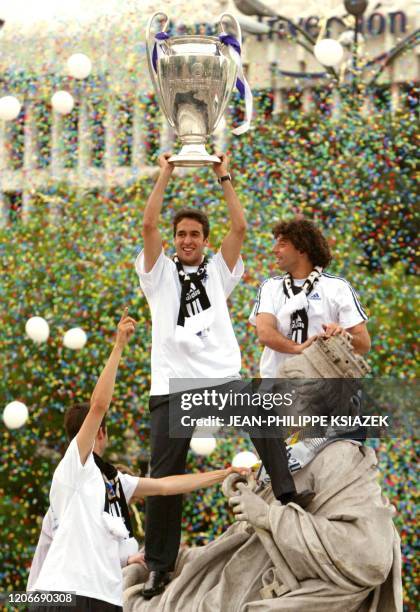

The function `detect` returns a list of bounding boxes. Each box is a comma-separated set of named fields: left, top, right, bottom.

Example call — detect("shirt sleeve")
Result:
left=118, top=473, right=140, bottom=503
left=134, top=248, right=171, bottom=297
left=249, top=279, right=276, bottom=326
left=211, top=250, right=244, bottom=298
left=52, top=437, right=96, bottom=490
left=334, top=281, right=368, bottom=329
left=27, top=509, right=55, bottom=591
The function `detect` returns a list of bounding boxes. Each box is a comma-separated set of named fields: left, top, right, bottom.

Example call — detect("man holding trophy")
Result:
left=136, top=150, right=315, bottom=599
left=135, top=10, right=314, bottom=600
left=135, top=150, right=248, bottom=598
left=137, top=11, right=247, bottom=599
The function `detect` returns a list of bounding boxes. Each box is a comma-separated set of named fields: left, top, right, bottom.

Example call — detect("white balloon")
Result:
left=190, top=435, right=217, bottom=456
left=63, top=327, right=87, bottom=350
left=3, top=401, right=29, bottom=429
left=67, top=53, right=92, bottom=79
left=232, top=451, right=259, bottom=469
left=25, top=316, right=50, bottom=343
left=0, top=95, right=21, bottom=121
left=51, top=90, right=74, bottom=115
left=338, top=30, right=355, bottom=47
left=314, top=39, right=344, bottom=67
left=338, top=30, right=365, bottom=47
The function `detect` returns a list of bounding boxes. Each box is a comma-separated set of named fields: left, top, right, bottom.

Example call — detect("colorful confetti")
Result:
left=0, top=51, right=418, bottom=612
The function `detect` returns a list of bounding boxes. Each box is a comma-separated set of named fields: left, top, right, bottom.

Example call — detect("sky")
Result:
left=0, top=0, right=226, bottom=30
left=0, top=0, right=131, bottom=24
left=0, top=1, right=416, bottom=33
left=0, top=1, right=414, bottom=22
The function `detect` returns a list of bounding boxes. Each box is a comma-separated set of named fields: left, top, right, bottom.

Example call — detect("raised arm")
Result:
left=142, top=153, right=174, bottom=272
left=213, top=153, right=247, bottom=272
left=76, top=309, right=136, bottom=465
left=256, top=313, right=317, bottom=354
left=131, top=466, right=249, bottom=499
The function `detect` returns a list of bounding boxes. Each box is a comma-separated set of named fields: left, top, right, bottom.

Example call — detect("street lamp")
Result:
left=343, top=1, right=368, bottom=17
left=343, top=0, right=368, bottom=89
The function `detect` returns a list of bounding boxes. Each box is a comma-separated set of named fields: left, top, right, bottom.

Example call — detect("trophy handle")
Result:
left=216, top=12, right=242, bottom=47
left=145, top=12, right=175, bottom=128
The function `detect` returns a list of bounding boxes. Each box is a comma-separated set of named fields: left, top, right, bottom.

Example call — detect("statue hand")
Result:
left=229, top=482, right=270, bottom=530
left=222, top=471, right=255, bottom=498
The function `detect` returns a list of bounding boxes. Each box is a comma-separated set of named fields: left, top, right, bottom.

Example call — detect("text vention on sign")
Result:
left=256, top=11, right=408, bottom=39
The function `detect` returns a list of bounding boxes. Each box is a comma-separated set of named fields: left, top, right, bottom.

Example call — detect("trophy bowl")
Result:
left=146, top=13, right=240, bottom=167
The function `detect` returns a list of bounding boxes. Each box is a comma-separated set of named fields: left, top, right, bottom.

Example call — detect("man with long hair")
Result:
left=250, top=217, right=371, bottom=377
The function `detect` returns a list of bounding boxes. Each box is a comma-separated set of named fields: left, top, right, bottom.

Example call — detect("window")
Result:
left=62, top=103, right=79, bottom=168
left=7, top=107, right=24, bottom=170
left=35, top=101, right=51, bottom=169
left=116, top=98, right=133, bottom=167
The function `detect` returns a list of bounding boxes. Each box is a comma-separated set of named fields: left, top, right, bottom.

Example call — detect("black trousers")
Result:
left=145, top=390, right=296, bottom=572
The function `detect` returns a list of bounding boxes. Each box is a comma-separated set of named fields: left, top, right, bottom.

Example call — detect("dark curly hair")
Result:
left=272, top=218, right=332, bottom=268
left=173, top=208, right=210, bottom=239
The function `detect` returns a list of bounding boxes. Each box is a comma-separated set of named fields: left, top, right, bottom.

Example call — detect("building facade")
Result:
left=0, top=0, right=418, bottom=221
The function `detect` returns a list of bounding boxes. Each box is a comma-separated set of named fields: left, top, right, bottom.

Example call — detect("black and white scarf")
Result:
left=173, top=255, right=214, bottom=352
left=93, top=453, right=134, bottom=540
left=282, top=267, right=322, bottom=344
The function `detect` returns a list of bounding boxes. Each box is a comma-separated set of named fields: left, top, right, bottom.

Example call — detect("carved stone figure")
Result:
left=123, top=337, right=402, bottom=611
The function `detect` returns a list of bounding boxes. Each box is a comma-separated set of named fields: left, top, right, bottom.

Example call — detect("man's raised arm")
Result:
left=142, top=153, right=174, bottom=272
left=76, top=309, right=136, bottom=465
left=214, top=153, right=247, bottom=272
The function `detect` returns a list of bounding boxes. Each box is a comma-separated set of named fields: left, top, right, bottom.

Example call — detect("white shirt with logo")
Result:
left=135, top=249, right=244, bottom=395
left=249, top=272, right=368, bottom=378
left=33, top=438, right=139, bottom=606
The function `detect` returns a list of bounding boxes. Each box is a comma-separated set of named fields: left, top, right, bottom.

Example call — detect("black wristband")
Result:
left=218, top=173, right=232, bottom=184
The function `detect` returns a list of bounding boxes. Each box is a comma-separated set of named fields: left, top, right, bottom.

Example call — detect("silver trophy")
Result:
left=146, top=12, right=241, bottom=167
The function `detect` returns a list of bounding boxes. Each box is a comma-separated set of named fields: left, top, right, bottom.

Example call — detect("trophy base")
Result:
left=169, top=144, right=220, bottom=167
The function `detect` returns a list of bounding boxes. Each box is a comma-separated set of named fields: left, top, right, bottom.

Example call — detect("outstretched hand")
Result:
left=115, top=307, right=137, bottom=349
left=213, top=152, right=229, bottom=178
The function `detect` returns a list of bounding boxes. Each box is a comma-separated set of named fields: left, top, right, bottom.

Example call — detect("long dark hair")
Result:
left=273, top=218, right=332, bottom=268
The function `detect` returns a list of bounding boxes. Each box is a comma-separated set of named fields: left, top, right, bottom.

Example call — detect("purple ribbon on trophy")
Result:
left=219, top=33, right=253, bottom=135
left=151, top=31, right=170, bottom=73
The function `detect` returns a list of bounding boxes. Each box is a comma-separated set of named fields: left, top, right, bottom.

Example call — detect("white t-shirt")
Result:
left=33, top=438, right=138, bottom=606
left=249, top=272, right=368, bottom=378
left=135, top=249, right=244, bottom=395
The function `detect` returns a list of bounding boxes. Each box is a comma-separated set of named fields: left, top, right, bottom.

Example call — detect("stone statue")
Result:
left=123, top=337, right=402, bottom=611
